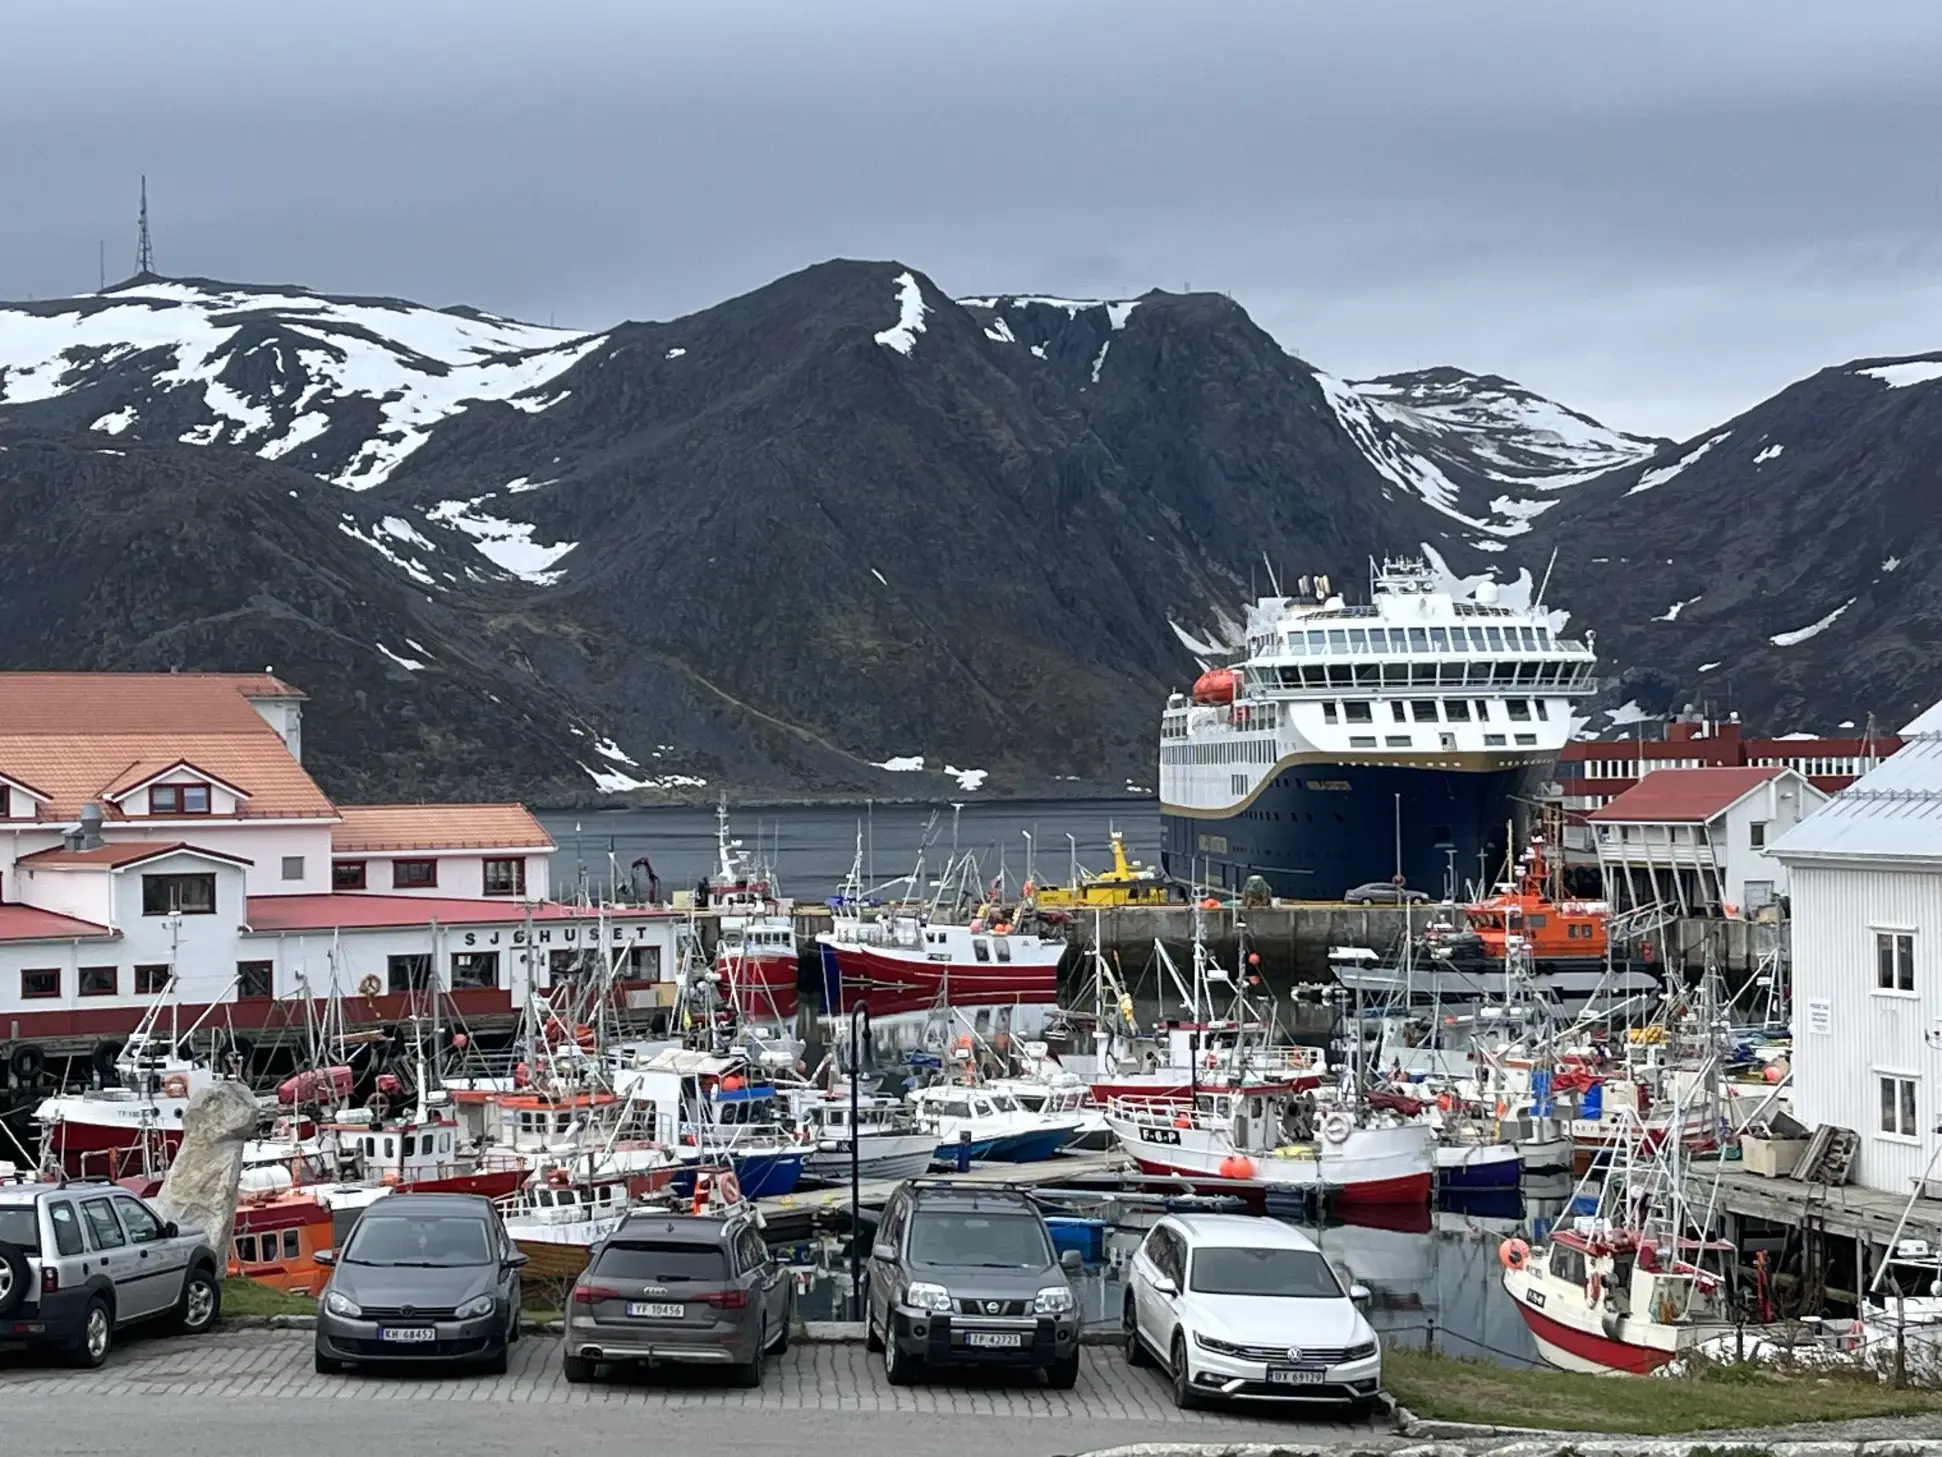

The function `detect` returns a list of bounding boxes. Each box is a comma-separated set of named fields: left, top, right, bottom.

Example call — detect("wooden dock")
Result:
left=756, top=1149, right=1132, bottom=1233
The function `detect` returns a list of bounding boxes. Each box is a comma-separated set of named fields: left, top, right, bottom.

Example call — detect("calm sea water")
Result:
left=540, top=799, right=1160, bottom=904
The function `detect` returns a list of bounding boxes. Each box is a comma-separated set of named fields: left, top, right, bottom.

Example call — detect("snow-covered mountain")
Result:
left=0, top=276, right=604, bottom=490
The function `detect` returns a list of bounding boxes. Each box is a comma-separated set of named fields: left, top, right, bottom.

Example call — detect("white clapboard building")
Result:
left=1772, top=733, right=1942, bottom=1196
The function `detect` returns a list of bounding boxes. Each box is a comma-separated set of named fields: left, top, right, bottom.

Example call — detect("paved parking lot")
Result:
left=0, top=1329, right=1387, bottom=1457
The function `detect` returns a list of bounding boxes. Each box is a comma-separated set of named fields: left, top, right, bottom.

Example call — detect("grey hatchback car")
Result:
left=0, top=1179, right=222, bottom=1368
left=312, top=1193, right=526, bottom=1375
left=866, top=1180, right=1082, bottom=1388
left=563, top=1205, right=790, bottom=1386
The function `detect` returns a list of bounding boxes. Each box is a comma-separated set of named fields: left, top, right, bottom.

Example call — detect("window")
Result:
left=392, top=859, right=438, bottom=889
left=483, top=858, right=525, bottom=897
left=993, top=937, right=1012, bottom=962
left=281, top=855, right=305, bottom=881
left=450, top=951, right=500, bottom=990
left=150, top=782, right=212, bottom=815
left=387, top=953, right=433, bottom=994
left=1474, top=700, right=1490, bottom=721
left=142, top=873, right=216, bottom=916
left=236, top=1235, right=259, bottom=1264
left=1533, top=699, right=1549, bottom=720
left=1506, top=699, right=1532, bottom=721
left=115, top=1198, right=163, bottom=1245
left=1444, top=700, right=1471, bottom=721
left=1343, top=702, right=1373, bottom=724
left=1388, top=701, right=1407, bottom=723
left=972, top=937, right=991, bottom=962
left=237, top=961, right=274, bottom=998
left=21, top=967, right=59, bottom=999
left=1880, top=1073, right=1919, bottom=1139
left=1483, top=733, right=1507, bottom=747
left=1322, top=702, right=1338, bottom=724
left=1385, top=734, right=1411, bottom=748
left=1411, top=700, right=1440, bottom=723
left=135, top=963, right=170, bottom=995
left=549, top=949, right=593, bottom=981
left=1876, top=932, right=1916, bottom=993
left=1349, top=735, right=1377, bottom=749
left=623, top=944, right=663, bottom=980
left=1515, top=733, right=1538, bottom=746
left=1749, top=822, right=1767, bottom=850
left=79, top=965, right=117, bottom=997
left=333, top=860, right=367, bottom=890
left=80, top=1198, right=127, bottom=1250
left=47, top=1200, right=84, bottom=1257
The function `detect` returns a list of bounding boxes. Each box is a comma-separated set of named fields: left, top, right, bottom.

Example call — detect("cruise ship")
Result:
left=1158, top=558, right=1598, bottom=900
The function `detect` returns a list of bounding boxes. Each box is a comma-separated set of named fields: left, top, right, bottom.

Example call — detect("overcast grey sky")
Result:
left=5, top=0, right=1941, bottom=440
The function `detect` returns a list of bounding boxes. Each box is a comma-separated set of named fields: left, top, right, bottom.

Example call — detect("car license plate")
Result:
left=378, top=1327, right=437, bottom=1344
left=627, top=1302, right=685, bottom=1319
left=1267, top=1367, right=1326, bottom=1385
left=966, top=1331, right=1024, bottom=1349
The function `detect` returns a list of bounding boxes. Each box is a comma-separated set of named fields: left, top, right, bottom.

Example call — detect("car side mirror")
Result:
left=871, top=1242, right=897, bottom=1263
left=1350, top=1283, right=1371, bottom=1305
left=163, top=1221, right=179, bottom=1239
left=314, top=1250, right=336, bottom=1266
left=508, top=1250, right=530, bottom=1269
left=1153, top=1275, right=1178, bottom=1297
left=1060, top=1249, right=1083, bottom=1273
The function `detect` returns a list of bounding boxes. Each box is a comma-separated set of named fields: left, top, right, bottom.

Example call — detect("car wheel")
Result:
left=480, top=1335, right=509, bottom=1376
left=1348, top=1395, right=1378, bottom=1421
left=1043, top=1350, right=1080, bottom=1390
left=882, top=1325, right=919, bottom=1385
left=0, top=1241, right=28, bottom=1319
left=1123, top=1294, right=1151, bottom=1366
left=174, top=1264, right=221, bottom=1335
left=314, top=1350, right=344, bottom=1375
left=563, top=1353, right=594, bottom=1384
left=734, top=1321, right=767, bottom=1388
left=864, top=1303, right=884, bottom=1353
left=1169, top=1331, right=1201, bottom=1410
left=71, top=1298, right=113, bottom=1370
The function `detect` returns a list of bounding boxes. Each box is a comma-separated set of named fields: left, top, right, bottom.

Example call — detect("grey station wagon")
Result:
left=0, top=1179, right=223, bottom=1367
left=564, top=1205, right=790, bottom=1386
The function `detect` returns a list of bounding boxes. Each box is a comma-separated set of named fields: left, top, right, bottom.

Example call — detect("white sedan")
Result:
left=1123, top=1212, right=1381, bottom=1412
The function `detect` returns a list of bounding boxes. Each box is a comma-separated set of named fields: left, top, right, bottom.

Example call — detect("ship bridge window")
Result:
left=1354, top=661, right=1380, bottom=687
left=1411, top=663, right=1438, bottom=687
left=1327, top=629, right=1348, bottom=651
left=1348, top=629, right=1369, bottom=651
left=1327, top=664, right=1353, bottom=688
left=1445, top=700, right=1471, bottom=721
left=1367, top=630, right=1389, bottom=654
left=1286, top=635, right=1305, bottom=656
left=1534, top=699, right=1549, bottom=720
left=1515, top=661, right=1541, bottom=685
left=1307, top=631, right=1326, bottom=652
left=1507, top=700, right=1532, bottom=721
left=1389, top=701, right=1407, bottom=723
left=1343, top=702, right=1373, bottom=724
left=1537, top=627, right=1553, bottom=648
left=1411, top=700, right=1440, bottom=723
left=1387, top=629, right=1408, bottom=652
left=1467, top=627, right=1488, bottom=652
left=1484, top=627, right=1504, bottom=651
left=1322, top=702, right=1338, bottom=723
left=1408, top=628, right=1429, bottom=652
left=1474, top=700, right=1490, bottom=720
left=1428, top=627, right=1449, bottom=651
left=1382, top=663, right=1408, bottom=687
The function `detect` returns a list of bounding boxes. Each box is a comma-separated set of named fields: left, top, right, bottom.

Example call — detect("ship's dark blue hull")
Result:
left=1160, top=759, right=1554, bottom=900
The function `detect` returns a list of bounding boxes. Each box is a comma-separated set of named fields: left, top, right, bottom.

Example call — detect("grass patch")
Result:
left=1385, top=1349, right=1942, bottom=1435
left=217, top=1278, right=316, bottom=1319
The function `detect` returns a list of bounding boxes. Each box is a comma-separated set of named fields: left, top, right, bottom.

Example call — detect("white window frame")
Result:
left=1876, top=1069, right=1921, bottom=1143
left=1873, top=928, right=1917, bottom=997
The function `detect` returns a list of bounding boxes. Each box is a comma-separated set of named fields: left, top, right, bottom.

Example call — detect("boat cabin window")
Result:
left=993, top=937, right=1011, bottom=962
left=384, top=1137, right=395, bottom=1159
left=1548, top=1245, right=1587, bottom=1285
left=1016, top=1090, right=1045, bottom=1111
left=933, top=1099, right=974, bottom=1119
left=236, top=1235, right=258, bottom=1263
left=403, top=1135, right=415, bottom=1156
left=971, top=1099, right=996, bottom=1117
left=972, top=938, right=991, bottom=962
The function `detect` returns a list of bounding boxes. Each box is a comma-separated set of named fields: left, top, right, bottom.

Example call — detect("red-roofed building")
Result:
left=1587, top=765, right=1826, bottom=916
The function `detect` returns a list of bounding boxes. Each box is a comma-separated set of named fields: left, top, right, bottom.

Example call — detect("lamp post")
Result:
left=849, top=1003, right=871, bottom=1318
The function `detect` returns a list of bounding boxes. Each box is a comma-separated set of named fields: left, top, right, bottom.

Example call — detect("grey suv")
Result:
left=0, top=1178, right=222, bottom=1367
left=865, top=1180, right=1082, bottom=1388
left=563, top=1205, right=790, bottom=1387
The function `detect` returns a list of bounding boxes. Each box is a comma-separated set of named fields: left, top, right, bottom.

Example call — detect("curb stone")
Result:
left=1075, top=1443, right=1942, bottom=1457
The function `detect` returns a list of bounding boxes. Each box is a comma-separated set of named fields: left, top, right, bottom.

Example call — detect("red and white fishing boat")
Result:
left=1103, top=1087, right=1434, bottom=1209
left=707, top=801, right=800, bottom=1022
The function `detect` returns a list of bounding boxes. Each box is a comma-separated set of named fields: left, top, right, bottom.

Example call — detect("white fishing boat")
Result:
left=787, top=1087, right=938, bottom=1183
left=906, top=1083, right=1081, bottom=1164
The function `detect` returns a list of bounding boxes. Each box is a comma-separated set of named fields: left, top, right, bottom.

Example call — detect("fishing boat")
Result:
left=1432, top=1130, right=1524, bottom=1191
left=1102, top=1087, right=1434, bottom=1208
left=907, top=1083, right=1080, bottom=1164
left=610, top=1046, right=807, bottom=1198
left=707, top=800, right=801, bottom=1022
left=786, top=1087, right=938, bottom=1184
left=226, top=1189, right=339, bottom=1296
left=1030, top=829, right=1169, bottom=908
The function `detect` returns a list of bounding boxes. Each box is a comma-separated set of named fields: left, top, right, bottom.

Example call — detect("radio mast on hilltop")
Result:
left=135, top=175, right=155, bottom=276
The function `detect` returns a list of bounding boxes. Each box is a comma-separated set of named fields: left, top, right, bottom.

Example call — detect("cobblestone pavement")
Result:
left=0, top=1330, right=1391, bottom=1457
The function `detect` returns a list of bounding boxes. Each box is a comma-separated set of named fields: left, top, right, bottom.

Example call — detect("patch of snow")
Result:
left=1839, top=719, right=1856, bottom=729
left=1769, top=598, right=1854, bottom=647
left=943, top=765, right=987, bottom=792
left=1698, top=661, right=1721, bottom=673
left=1029, top=344, right=1047, bottom=360
left=1605, top=701, right=1651, bottom=726
left=665, top=347, right=686, bottom=359
left=1754, top=443, right=1784, bottom=463
left=874, top=272, right=929, bottom=356
left=1626, top=433, right=1728, bottom=496
left=1090, top=340, right=1110, bottom=384
left=1107, top=301, right=1139, bottom=330
left=1654, top=596, right=1700, bottom=623
left=337, top=518, right=436, bottom=587
left=378, top=516, right=438, bottom=553
left=983, top=317, right=1015, bottom=344
left=1469, top=540, right=1507, bottom=553
left=1859, top=360, right=1942, bottom=389
left=96, top=448, right=124, bottom=456
left=873, top=756, right=925, bottom=773
left=1169, top=616, right=1240, bottom=659
left=870, top=568, right=887, bottom=586
left=91, top=405, right=136, bottom=435
left=259, top=411, right=331, bottom=460
left=581, top=762, right=706, bottom=792
left=1883, top=555, right=1902, bottom=573
left=427, top=497, right=576, bottom=583
left=376, top=642, right=428, bottom=671
left=405, top=638, right=431, bottom=656
left=504, top=476, right=555, bottom=494
left=958, top=297, right=996, bottom=309
left=1773, top=731, right=1819, bottom=741
left=505, top=389, right=570, bottom=414
left=592, top=737, right=638, bottom=766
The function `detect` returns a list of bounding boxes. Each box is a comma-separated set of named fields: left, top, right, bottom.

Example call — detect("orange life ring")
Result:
left=717, top=1171, right=743, bottom=1204
left=1498, top=1238, right=1530, bottom=1270
left=357, top=974, right=383, bottom=998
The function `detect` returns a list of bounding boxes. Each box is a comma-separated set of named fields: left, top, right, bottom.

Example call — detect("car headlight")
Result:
left=323, top=1290, right=363, bottom=1319
left=1034, top=1286, right=1075, bottom=1315
left=1344, top=1340, right=1379, bottom=1362
left=904, top=1282, right=953, bottom=1313
left=1193, top=1330, right=1244, bottom=1356
left=454, top=1294, right=496, bottom=1320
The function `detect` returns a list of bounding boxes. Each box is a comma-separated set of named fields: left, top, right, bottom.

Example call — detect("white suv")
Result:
left=1123, top=1213, right=1381, bottom=1413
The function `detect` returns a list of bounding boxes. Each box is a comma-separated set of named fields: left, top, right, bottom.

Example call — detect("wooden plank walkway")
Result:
left=1680, top=1157, right=1942, bottom=1249
left=758, top=1148, right=1132, bottom=1226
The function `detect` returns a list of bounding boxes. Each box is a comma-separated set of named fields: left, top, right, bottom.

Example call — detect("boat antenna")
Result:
left=1535, top=546, right=1559, bottom=611
left=1262, top=553, right=1282, bottom=596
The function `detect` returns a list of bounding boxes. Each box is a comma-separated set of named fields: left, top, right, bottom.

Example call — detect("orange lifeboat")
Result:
left=1191, top=668, right=1240, bottom=705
